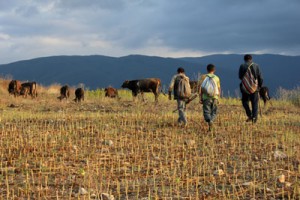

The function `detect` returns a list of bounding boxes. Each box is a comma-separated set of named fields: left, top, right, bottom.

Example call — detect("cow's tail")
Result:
left=158, top=80, right=166, bottom=96
left=33, top=82, right=37, bottom=98
left=157, top=79, right=161, bottom=93
left=156, top=79, right=161, bottom=95
left=266, top=91, right=271, bottom=100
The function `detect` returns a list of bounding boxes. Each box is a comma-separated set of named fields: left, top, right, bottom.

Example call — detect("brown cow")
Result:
left=8, top=80, right=22, bottom=97
left=121, top=78, right=161, bottom=102
left=21, top=82, right=37, bottom=98
left=105, top=87, right=118, bottom=98
left=189, top=80, right=199, bottom=93
left=58, top=85, right=70, bottom=101
left=74, top=88, right=84, bottom=102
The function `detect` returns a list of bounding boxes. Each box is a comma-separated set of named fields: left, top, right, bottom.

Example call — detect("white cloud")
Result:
left=0, top=33, right=11, bottom=40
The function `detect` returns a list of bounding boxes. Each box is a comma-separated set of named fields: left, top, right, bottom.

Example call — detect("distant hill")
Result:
left=0, top=54, right=299, bottom=97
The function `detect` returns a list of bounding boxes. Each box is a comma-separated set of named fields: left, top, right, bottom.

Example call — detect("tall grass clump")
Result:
left=0, top=76, right=12, bottom=96
left=276, top=86, right=300, bottom=107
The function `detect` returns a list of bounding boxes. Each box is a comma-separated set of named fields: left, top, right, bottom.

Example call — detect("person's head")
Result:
left=244, top=54, right=252, bottom=62
left=177, top=67, right=185, bottom=74
left=207, top=64, right=215, bottom=73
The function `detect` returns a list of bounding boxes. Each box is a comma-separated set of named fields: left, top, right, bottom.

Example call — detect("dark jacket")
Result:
left=239, top=62, right=263, bottom=90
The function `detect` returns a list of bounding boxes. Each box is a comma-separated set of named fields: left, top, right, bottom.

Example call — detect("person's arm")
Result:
left=199, top=87, right=203, bottom=103
left=218, top=79, right=221, bottom=98
left=256, top=65, right=263, bottom=88
left=239, top=65, right=244, bottom=80
left=168, top=75, right=176, bottom=100
left=198, top=75, right=205, bottom=103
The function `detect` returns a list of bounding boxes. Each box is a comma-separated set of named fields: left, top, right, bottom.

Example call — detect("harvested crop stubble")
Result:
left=0, top=90, right=299, bottom=199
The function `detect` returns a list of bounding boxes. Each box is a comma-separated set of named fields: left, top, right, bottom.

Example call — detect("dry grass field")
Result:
left=0, top=82, right=299, bottom=199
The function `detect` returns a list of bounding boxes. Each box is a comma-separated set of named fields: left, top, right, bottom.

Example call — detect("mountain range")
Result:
left=0, top=54, right=299, bottom=97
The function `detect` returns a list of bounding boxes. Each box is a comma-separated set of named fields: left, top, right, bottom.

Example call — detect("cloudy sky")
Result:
left=0, top=0, right=299, bottom=64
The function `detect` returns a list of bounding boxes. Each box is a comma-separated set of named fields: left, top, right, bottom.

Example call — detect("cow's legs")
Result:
left=132, top=92, right=137, bottom=102
left=154, top=92, right=159, bottom=103
left=141, top=92, right=145, bottom=102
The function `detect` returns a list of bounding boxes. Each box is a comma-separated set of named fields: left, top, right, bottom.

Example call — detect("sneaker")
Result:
left=252, top=118, right=257, bottom=124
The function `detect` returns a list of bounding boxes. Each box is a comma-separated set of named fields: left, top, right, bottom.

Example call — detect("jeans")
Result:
left=241, top=91, right=259, bottom=119
left=177, top=99, right=187, bottom=124
left=203, top=98, right=218, bottom=123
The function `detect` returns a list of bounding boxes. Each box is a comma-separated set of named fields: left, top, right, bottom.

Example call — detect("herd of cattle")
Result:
left=8, top=80, right=38, bottom=98
left=7, top=78, right=170, bottom=102
left=7, top=78, right=270, bottom=104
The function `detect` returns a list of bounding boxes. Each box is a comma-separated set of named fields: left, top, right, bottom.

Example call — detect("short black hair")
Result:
left=244, top=54, right=252, bottom=62
left=177, top=67, right=185, bottom=73
left=207, top=64, right=215, bottom=72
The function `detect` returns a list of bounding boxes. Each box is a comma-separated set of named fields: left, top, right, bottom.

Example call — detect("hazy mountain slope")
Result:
left=0, top=54, right=299, bottom=96
left=0, top=55, right=200, bottom=90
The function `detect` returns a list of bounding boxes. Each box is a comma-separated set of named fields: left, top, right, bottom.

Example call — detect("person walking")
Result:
left=239, top=54, right=263, bottom=123
left=199, top=64, right=221, bottom=131
left=168, top=67, right=191, bottom=127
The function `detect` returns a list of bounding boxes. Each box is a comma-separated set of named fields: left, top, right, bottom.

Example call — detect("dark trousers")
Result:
left=241, top=92, right=259, bottom=119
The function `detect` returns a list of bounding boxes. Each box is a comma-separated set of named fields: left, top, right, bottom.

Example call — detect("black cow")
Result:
left=74, top=88, right=84, bottom=102
left=8, top=80, right=22, bottom=97
left=58, top=85, right=70, bottom=101
left=121, top=78, right=161, bottom=102
left=21, top=82, right=37, bottom=98
left=20, top=86, right=30, bottom=97
left=259, top=86, right=271, bottom=106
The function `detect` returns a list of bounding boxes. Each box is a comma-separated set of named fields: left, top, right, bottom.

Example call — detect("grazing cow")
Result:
left=259, top=86, right=271, bottom=106
left=105, top=87, right=118, bottom=98
left=21, top=82, right=37, bottom=98
left=58, top=85, right=70, bottom=101
left=20, top=86, right=30, bottom=97
left=8, top=80, right=22, bottom=97
left=121, top=78, right=161, bottom=102
left=74, top=88, right=84, bottom=102
left=189, top=80, right=199, bottom=93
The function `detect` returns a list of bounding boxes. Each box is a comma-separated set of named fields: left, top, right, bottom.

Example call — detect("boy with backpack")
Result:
left=169, top=67, right=191, bottom=127
left=239, top=54, right=263, bottom=123
left=199, top=64, right=221, bottom=131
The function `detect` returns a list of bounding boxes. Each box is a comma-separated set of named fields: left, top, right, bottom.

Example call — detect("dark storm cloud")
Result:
left=122, top=0, right=300, bottom=53
left=0, top=0, right=299, bottom=64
